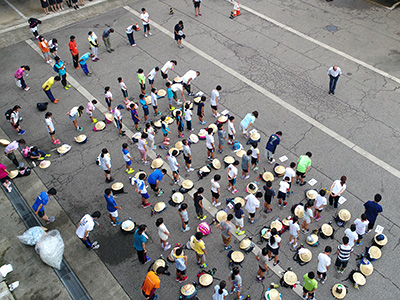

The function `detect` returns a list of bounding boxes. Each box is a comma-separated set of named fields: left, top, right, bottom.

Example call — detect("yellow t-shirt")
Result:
left=194, top=239, right=205, bottom=255
left=42, top=77, right=55, bottom=91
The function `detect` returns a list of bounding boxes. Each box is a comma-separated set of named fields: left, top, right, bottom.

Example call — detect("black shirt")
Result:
left=194, top=194, right=203, bottom=208
left=263, top=186, right=276, bottom=202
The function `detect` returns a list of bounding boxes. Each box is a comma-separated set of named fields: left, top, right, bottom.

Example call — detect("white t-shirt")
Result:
left=114, top=108, right=122, bottom=120
left=182, top=70, right=197, bottom=84
left=138, top=138, right=146, bottom=151
left=315, top=195, right=327, bottom=210
left=344, top=228, right=358, bottom=247
left=328, top=66, right=342, bottom=77
left=303, top=208, right=313, bottom=223
left=100, top=154, right=111, bottom=170
left=105, top=91, right=112, bottom=101
left=354, top=218, right=369, bottom=235
left=267, top=233, right=281, bottom=249
left=227, top=164, right=237, bottom=179
left=161, top=61, right=173, bottom=74
left=212, top=285, right=228, bottom=300
left=151, top=92, right=157, bottom=106
left=289, top=220, right=300, bottom=237
left=317, top=253, right=331, bottom=273
left=184, top=108, right=192, bottom=121
left=147, top=68, right=157, bottom=80
left=119, top=82, right=127, bottom=90
left=136, top=178, right=147, bottom=194
left=140, top=12, right=149, bottom=25
left=171, top=83, right=183, bottom=92
left=76, top=214, right=94, bottom=239
left=279, top=180, right=290, bottom=193
left=10, top=111, right=19, bottom=125
left=86, top=102, right=95, bottom=114
left=211, top=179, right=220, bottom=193
left=210, top=89, right=219, bottom=106
left=228, top=120, right=235, bottom=135
left=158, top=223, right=169, bottom=241
left=206, top=133, right=214, bottom=149
left=183, top=144, right=191, bottom=157
left=147, top=127, right=155, bottom=141
left=168, top=155, right=179, bottom=172
left=284, top=167, right=296, bottom=180
left=251, top=146, right=259, bottom=159
left=331, top=180, right=346, bottom=195
left=45, top=118, right=54, bottom=132
left=69, top=106, right=79, bottom=117
left=245, top=194, right=260, bottom=213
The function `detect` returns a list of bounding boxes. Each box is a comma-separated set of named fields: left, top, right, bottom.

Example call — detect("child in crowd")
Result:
left=217, top=123, right=227, bottom=154
left=151, top=88, right=161, bottom=116
left=118, top=77, right=128, bottom=101
left=145, top=123, right=155, bottom=150
left=130, top=103, right=141, bottom=131
left=288, top=216, right=300, bottom=250
left=233, top=202, right=245, bottom=236
left=161, top=116, right=171, bottom=145
left=277, top=176, right=290, bottom=207
left=183, top=102, right=193, bottom=132
left=211, top=174, right=221, bottom=207
left=263, top=180, right=276, bottom=213
left=139, top=94, right=149, bottom=122
left=156, top=218, right=171, bottom=251
left=197, top=95, right=206, bottom=125
left=241, top=149, right=251, bottom=179
left=178, top=203, right=190, bottom=232
left=354, top=213, right=369, bottom=246
left=227, top=160, right=239, bottom=194
left=250, top=143, right=260, bottom=171
left=193, top=187, right=206, bottom=221
left=166, top=82, right=175, bottom=111
left=137, top=68, right=146, bottom=95
left=227, top=116, right=236, bottom=145
left=314, top=189, right=327, bottom=221
left=146, top=66, right=159, bottom=89
left=194, top=232, right=207, bottom=268
left=122, top=143, right=134, bottom=174
left=176, top=110, right=184, bottom=138
left=182, top=139, right=194, bottom=172
left=138, top=132, right=150, bottom=165
left=206, top=127, right=215, bottom=160
left=301, top=203, right=313, bottom=234
left=86, top=99, right=97, bottom=123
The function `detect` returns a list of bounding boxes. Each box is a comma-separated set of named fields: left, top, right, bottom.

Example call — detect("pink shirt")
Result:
left=0, top=164, right=7, bottom=179
left=14, top=68, right=25, bottom=79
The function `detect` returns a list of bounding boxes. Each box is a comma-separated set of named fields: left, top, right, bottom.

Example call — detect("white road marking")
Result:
left=4, top=0, right=27, bottom=19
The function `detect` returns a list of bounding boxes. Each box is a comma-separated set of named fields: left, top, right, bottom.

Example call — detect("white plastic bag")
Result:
left=35, top=230, right=64, bottom=270
left=17, top=226, right=46, bottom=246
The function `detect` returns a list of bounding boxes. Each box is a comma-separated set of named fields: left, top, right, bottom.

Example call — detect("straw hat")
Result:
left=281, top=218, right=289, bottom=226
left=198, top=129, right=207, bottom=137
left=283, top=271, right=297, bottom=285
left=181, top=180, right=193, bottom=190
left=105, top=113, right=113, bottom=122
left=306, top=189, right=318, bottom=200
left=145, top=96, right=151, bottom=105
left=57, top=144, right=71, bottom=154
left=151, top=158, right=163, bottom=169
left=193, top=97, right=201, bottom=104
left=153, top=120, right=162, bottom=128
left=121, top=220, right=135, bottom=231
left=175, top=141, right=183, bottom=151
left=262, top=172, right=274, bottom=182
left=368, top=246, right=381, bottom=260
left=240, top=238, right=252, bottom=250
left=338, top=209, right=351, bottom=221
left=132, top=132, right=141, bottom=142
left=215, top=210, right=227, bottom=223
left=306, top=234, right=318, bottom=245
left=0, top=139, right=10, bottom=146
left=154, top=202, right=166, bottom=213
left=270, top=220, right=283, bottom=232
left=200, top=166, right=210, bottom=173
left=157, top=89, right=167, bottom=97
left=165, top=116, right=174, bottom=125
left=199, top=273, right=213, bottom=286
left=224, top=156, right=235, bottom=164
left=208, top=124, right=217, bottom=133
left=152, top=258, right=166, bottom=272
left=212, top=159, right=221, bottom=170
left=246, top=182, right=258, bottom=194
left=231, top=251, right=244, bottom=263
left=111, top=182, right=124, bottom=191
left=321, top=223, right=333, bottom=236
left=189, top=134, right=199, bottom=144
left=294, top=205, right=305, bottom=218
left=265, top=289, right=280, bottom=300
left=95, top=121, right=106, bottom=131
left=274, top=165, right=285, bottom=176
left=39, top=160, right=51, bottom=169
left=352, top=272, right=366, bottom=286
left=299, top=248, right=312, bottom=262
left=187, top=102, right=194, bottom=110
left=236, top=150, right=246, bottom=158
left=332, top=284, right=346, bottom=299
left=75, top=134, right=87, bottom=143
left=250, top=132, right=260, bottom=141
left=218, top=115, right=228, bottom=123
left=234, top=197, right=245, bottom=207
left=8, top=170, right=19, bottom=179
left=360, top=261, right=374, bottom=276
left=172, top=192, right=184, bottom=204
left=181, top=283, right=196, bottom=296
left=134, top=171, right=146, bottom=179
left=174, top=77, right=182, bottom=83
left=169, top=148, right=180, bottom=156
left=172, top=109, right=181, bottom=118
left=374, top=234, right=387, bottom=246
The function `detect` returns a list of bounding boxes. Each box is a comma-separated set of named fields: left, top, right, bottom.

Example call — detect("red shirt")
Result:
left=69, top=40, right=79, bottom=55
left=0, top=164, right=8, bottom=179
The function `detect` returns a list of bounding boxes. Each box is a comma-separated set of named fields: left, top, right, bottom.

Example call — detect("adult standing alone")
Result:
left=364, top=193, right=383, bottom=232
left=329, top=176, right=347, bottom=208
left=134, top=224, right=151, bottom=264
left=140, top=8, right=152, bottom=37
left=102, top=28, right=114, bottom=53
left=328, top=65, right=342, bottom=95
left=174, top=21, right=185, bottom=48
left=68, top=36, right=79, bottom=69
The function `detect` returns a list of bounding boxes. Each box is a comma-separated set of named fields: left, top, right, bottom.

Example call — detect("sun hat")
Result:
left=8, top=170, right=19, bottom=179
left=181, top=283, right=196, bottom=296
left=274, top=165, right=285, bottom=176
left=306, top=234, right=318, bottom=245
left=112, top=182, right=124, bottom=191
left=198, top=129, right=207, bottom=138
left=208, top=124, right=217, bottom=133
left=321, top=223, right=333, bottom=236
left=298, top=248, right=312, bottom=262
left=199, top=273, right=213, bottom=286
left=374, top=234, right=387, bottom=246
left=235, top=150, right=246, bottom=158
left=212, top=159, right=221, bottom=170
left=338, top=209, right=351, bottom=221
left=134, top=171, right=146, bottom=179
left=231, top=251, right=244, bottom=263
left=199, top=166, right=210, bottom=173
left=218, top=115, right=228, bottom=123
left=121, top=220, right=135, bottom=232
left=332, top=284, right=346, bottom=299
left=181, top=180, right=193, bottom=190
left=151, top=158, right=164, bottom=169
left=39, top=160, right=51, bottom=169
left=152, top=258, right=166, bottom=272
left=157, top=89, right=167, bottom=97
left=166, top=116, right=174, bottom=124
left=145, top=96, right=151, bottom=105
left=57, top=144, right=71, bottom=154
left=240, top=238, right=252, bottom=250
left=250, top=132, right=260, bottom=141
left=172, top=109, right=181, bottom=118
left=193, top=97, right=201, bottom=104
left=215, top=210, right=227, bottom=223
left=360, top=260, right=373, bottom=276
left=175, top=141, right=183, bottom=151
left=270, top=220, right=283, bottom=232
left=265, top=289, right=280, bottom=300
left=234, top=197, right=245, bottom=207
left=294, top=205, right=305, bottom=218
left=352, top=272, right=366, bottom=286
left=246, top=182, right=258, bottom=194
left=224, top=156, right=235, bottom=164
left=172, top=192, right=184, bottom=204
left=189, top=134, right=199, bottom=144
left=368, top=246, right=381, bottom=260
left=0, top=139, right=10, bottom=146
left=169, top=147, right=180, bottom=156
left=283, top=271, right=297, bottom=285
left=281, top=218, right=289, bottom=226
left=75, top=134, right=87, bottom=144
left=306, top=189, right=318, bottom=200
left=105, top=113, right=113, bottom=122
left=174, top=77, right=182, bottom=83
left=153, top=120, right=162, bottom=128
left=95, top=121, right=106, bottom=131
left=154, top=202, right=166, bottom=213
left=262, top=172, right=274, bottom=182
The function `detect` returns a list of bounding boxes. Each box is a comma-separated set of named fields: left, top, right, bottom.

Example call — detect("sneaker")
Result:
left=278, top=202, right=282, bottom=207
left=303, top=295, right=307, bottom=299
left=237, top=230, right=245, bottom=236
left=232, top=189, right=238, bottom=194
left=176, top=278, right=181, bottom=282
left=126, top=168, right=135, bottom=174
left=144, top=161, right=150, bottom=165
left=224, top=245, right=232, bottom=250
left=119, top=132, right=126, bottom=136
left=115, top=221, right=122, bottom=225
left=149, top=32, right=152, bottom=36
left=183, top=226, right=190, bottom=232
left=92, top=118, right=98, bottom=123
left=321, top=279, right=326, bottom=284
left=18, top=163, right=24, bottom=169
left=92, top=241, right=98, bottom=247
left=200, top=215, right=207, bottom=221
left=132, top=44, right=136, bottom=47
left=53, top=99, right=59, bottom=104
left=163, top=141, right=170, bottom=145
left=38, top=157, right=45, bottom=161
left=64, top=86, right=69, bottom=90
left=258, top=276, right=265, bottom=282
left=200, top=121, right=206, bottom=125
left=253, top=166, right=259, bottom=171
left=92, top=244, right=100, bottom=250
left=273, top=260, right=280, bottom=266
left=152, top=146, right=156, bottom=150
left=6, top=186, right=12, bottom=193
left=45, top=154, right=51, bottom=157
left=241, top=175, right=245, bottom=179
left=142, top=203, right=151, bottom=208
left=181, top=276, right=188, bottom=282
left=53, top=139, right=61, bottom=144
left=238, top=296, right=244, bottom=300
left=77, top=127, right=83, bottom=131
left=145, top=34, right=148, bottom=37
left=228, top=186, right=232, bottom=191
left=218, top=150, right=223, bottom=154
left=244, top=175, right=250, bottom=179
left=176, top=100, right=183, bottom=105
left=356, top=241, right=363, bottom=246
left=18, top=130, right=26, bottom=135
left=145, top=256, right=151, bottom=264
left=157, top=190, right=164, bottom=196
left=296, top=180, right=300, bottom=184
left=283, top=202, right=288, bottom=207
left=106, top=177, right=115, bottom=183
left=164, top=244, right=171, bottom=251
left=300, top=182, right=306, bottom=186
left=188, top=168, right=194, bottom=172
left=166, top=138, right=170, bottom=141
left=200, top=263, right=208, bottom=268
left=169, top=107, right=175, bottom=111
left=268, top=159, right=275, bottom=164
left=111, top=222, right=117, bottom=227
left=264, top=209, right=272, bottom=213
left=215, top=202, right=221, bottom=207
left=315, top=216, right=321, bottom=221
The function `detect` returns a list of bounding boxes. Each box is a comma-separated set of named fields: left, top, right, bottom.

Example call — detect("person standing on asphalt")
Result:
left=265, top=131, right=282, bottom=164
left=364, top=193, right=383, bottom=232
left=172, top=248, right=188, bottom=283
left=328, top=65, right=342, bottom=95
left=256, top=247, right=269, bottom=282
left=216, top=214, right=233, bottom=250
left=295, top=151, right=312, bottom=186
left=28, top=18, right=41, bottom=38
left=210, top=85, right=221, bottom=118
left=14, top=65, right=30, bottom=91
left=134, top=224, right=151, bottom=264
left=88, top=31, right=99, bottom=61
left=182, top=70, right=200, bottom=96
left=329, top=176, right=347, bottom=208
left=104, top=188, right=122, bottom=226
left=102, top=28, right=114, bottom=53
left=114, top=104, right=125, bottom=136
left=245, top=191, right=262, bottom=224
left=78, top=52, right=94, bottom=76
left=38, top=36, right=52, bottom=64
left=193, top=0, right=202, bottom=16
left=45, top=112, right=60, bottom=145
left=303, top=271, right=318, bottom=300
left=125, top=24, right=136, bottom=47
left=54, top=56, right=71, bottom=90
left=266, top=227, right=281, bottom=266
left=99, top=148, right=114, bottom=183
left=140, top=8, right=152, bottom=37
left=9, top=105, right=25, bottom=135
left=174, top=21, right=185, bottom=48
left=335, top=236, right=353, bottom=273
left=76, top=211, right=101, bottom=250
left=32, top=188, right=57, bottom=224
left=4, top=139, right=25, bottom=169
left=239, top=111, right=258, bottom=138
left=141, top=266, right=164, bottom=300
left=133, top=173, right=151, bottom=208
left=42, top=75, right=61, bottom=103
left=344, top=224, right=358, bottom=248
left=317, top=246, right=331, bottom=284
left=68, top=35, right=79, bottom=69
left=66, top=105, right=84, bottom=131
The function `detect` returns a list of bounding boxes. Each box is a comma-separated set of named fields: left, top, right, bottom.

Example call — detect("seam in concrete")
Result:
left=4, top=0, right=27, bottom=19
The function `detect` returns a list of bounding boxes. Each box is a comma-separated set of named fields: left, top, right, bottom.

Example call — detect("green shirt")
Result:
left=303, top=274, right=318, bottom=292
left=138, top=73, right=145, bottom=84
left=297, top=155, right=311, bottom=173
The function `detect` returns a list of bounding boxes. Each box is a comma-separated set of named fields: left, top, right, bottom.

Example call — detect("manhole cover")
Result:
left=326, top=25, right=338, bottom=32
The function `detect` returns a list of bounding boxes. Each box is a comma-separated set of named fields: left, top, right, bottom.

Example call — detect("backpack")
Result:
left=5, top=109, right=13, bottom=121
left=53, top=65, right=59, bottom=73
left=232, top=141, right=241, bottom=151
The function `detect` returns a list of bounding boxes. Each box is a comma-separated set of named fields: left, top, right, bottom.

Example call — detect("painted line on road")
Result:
left=123, top=6, right=400, bottom=183
left=4, top=0, right=27, bottom=19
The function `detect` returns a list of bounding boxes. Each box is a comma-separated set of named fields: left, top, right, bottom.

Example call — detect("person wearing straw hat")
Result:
left=0, top=163, right=13, bottom=192
left=277, top=176, right=290, bottom=208
left=250, top=143, right=260, bottom=171
left=216, top=214, right=233, bottom=250
left=301, top=203, right=314, bottom=234
left=227, top=160, right=240, bottom=194
left=256, top=247, right=269, bottom=282
left=233, top=202, right=245, bottom=236
left=317, top=246, right=331, bottom=284
left=288, top=216, right=300, bottom=250
left=329, top=176, right=347, bottom=208
left=148, top=168, right=167, bottom=196
left=172, top=247, right=188, bottom=283
left=212, top=280, right=228, bottom=300
left=266, top=227, right=281, bottom=266
left=228, top=266, right=243, bottom=300
left=227, top=116, right=236, bottom=145
left=184, top=102, right=193, bottom=132
left=295, top=152, right=312, bottom=186
left=206, top=127, right=215, bottom=161
left=344, top=224, right=358, bottom=247
left=313, top=189, right=327, bottom=221
left=335, top=236, right=353, bottom=273
left=132, top=173, right=151, bottom=208
left=245, top=191, right=262, bottom=224
left=193, top=187, right=207, bottom=221
left=4, top=139, right=25, bottom=169
left=302, top=271, right=318, bottom=299
left=167, top=149, right=181, bottom=184
left=182, top=139, right=194, bottom=172
left=122, top=143, right=135, bottom=174
left=354, top=213, right=369, bottom=246
left=146, top=67, right=159, bottom=89
left=241, top=149, right=252, bottom=180
left=86, top=99, right=98, bottom=123
left=99, top=148, right=114, bottom=183
left=32, top=188, right=57, bottom=224
left=210, top=85, right=222, bottom=118
left=211, top=174, right=222, bottom=207
left=104, top=188, right=122, bottom=226
left=76, top=211, right=101, bottom=250
left=331, top=284, right=346, bottom=299
left=161, top=60, right=177, bottom=83
left=141, top=266, right=164, bottom=300
left=134, top=224, right=151, bottom=264
left=44, top=112, right=60, bottom=145
left=66, top=105, right=84, bottom=131
left=265, top=131, right=282, bottom=164
left=178, top=203, right=190, bottom=232
left=194, top=232, right=207, bottom=268
left=239, top=111, right=258, bottom=138
left=197, top=95, right=206, bottom=125
left=364, top=193, right=383, bottom=232
left=156, top=218, right=171, bottom=251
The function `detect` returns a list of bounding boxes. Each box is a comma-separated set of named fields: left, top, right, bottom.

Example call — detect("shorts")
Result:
left=317, top=271, right=327, bottom=279
left=302, top=287, right=314, bottom=297
left=264, top=197, right=272, bottom=204
left=357, top=234, right=363, bottom=240
left=175, top=35, right=182, bottom=41
left=109, top=210, right=118, bottom=218
left=0, top=176, right=10, bottom=183
left=49, top=48, right=56, bottom=53
left=211, top=191, right=220, bottom=199
left=161, top=71, right=168, bottom=79
left=194, top=1, right=200, bottom=8
left=125, top=160, right=132, bottom=166
left=249, top=212, right=255, bottom=218
left=148, top=79, right=154, bottom=85
left=184, top=221, right=189, bottom=225
left=242, top=168, right=248, bottom=173
left=316, top=208, right=323, bottom=212
left=178, top=124, right=184, bottom=132
left=149, top=183, right=158, bottom=191
left=207, top=147, right=214, bottom=153
left=139, top=83, right=145, bottom=90
left=222, top=235, right=231, bottom=245
left=105, top=98, right=112, bottom=108
left=177, top=269, right=186, bottom=275
left=229, top=178, right=236, bottom=186
left=69, top=114, right=77, bottom=122
left=173, top=170, right=180, bottom=175
left=115, top=119, right=123, bottom=130
left=153, top=105, right=158, bottom=110
left=184, top=155, right=191, bottom=164
left=234, top=217, right=244, bottom=228
left=121, top=89, right=128, bottom=98
left=259, top=265, right=267, bottom=272
left=104, top=169, right=111, bottom=174
left=38, top=210, right=45, bottom=218
left=211, top=105, right=217, bottom=111
left=197, top=111, right=203, bottom=117
left=49, top=130, right=55, bottom=136
left=251, top=157, right=258, bottom=165
left=143, top=24, right=150, bottom=32
left=219, top=139, right=225, bottom=146
left=142, top=106, right=149, bottom=116
left=277, top=191, right=287, bottom=200
left=87, top=111, right=93, bottom=117
left=228, top=134, right=234, bottom=139
left=267, top=244, right=279, bottom=255
left=335, top=258, right=348, bottom=269
left=296, top=170, right=306, bottom=178
left=163, top=133, right=168, bottom=137
left=141, top=192, right=149, bottom=200
left=196, top=253, right=205, bottom=262
left=42, top=52, right=50, bottom=58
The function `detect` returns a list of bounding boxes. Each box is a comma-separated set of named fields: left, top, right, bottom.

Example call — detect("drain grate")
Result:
left=326, top=25, right=339, bottom=32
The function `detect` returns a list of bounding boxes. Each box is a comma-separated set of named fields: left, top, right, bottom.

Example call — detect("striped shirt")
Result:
left=337, top=244, right=353, bottom=261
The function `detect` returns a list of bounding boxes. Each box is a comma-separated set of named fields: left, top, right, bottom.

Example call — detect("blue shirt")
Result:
left=364, top=201, right=383, bottom=223
left=105, top=193, right=117, bottom=212
left=266, top=134, right=280, bottom=152
left=79, top=52, right=90, bottom=65
left=234, top=207, right=244, bottom=219
left=32, top=191, right=49, bottom=212
left=55, top=60, right=66, bottom=76
left=134, top=229, right=147, bottom=250
left=139, top=98, right=148, bottom=109
left=161, top=123, right=169, bottom=135
left=167, top=87, right=173, bottom=99
left=131, top=109, right=139, bottom=122
left=197, top=102, right=204, bottom=114
left=148, top=169, right=164, bottom=185
left=240, top=113, right=255, bottom=129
